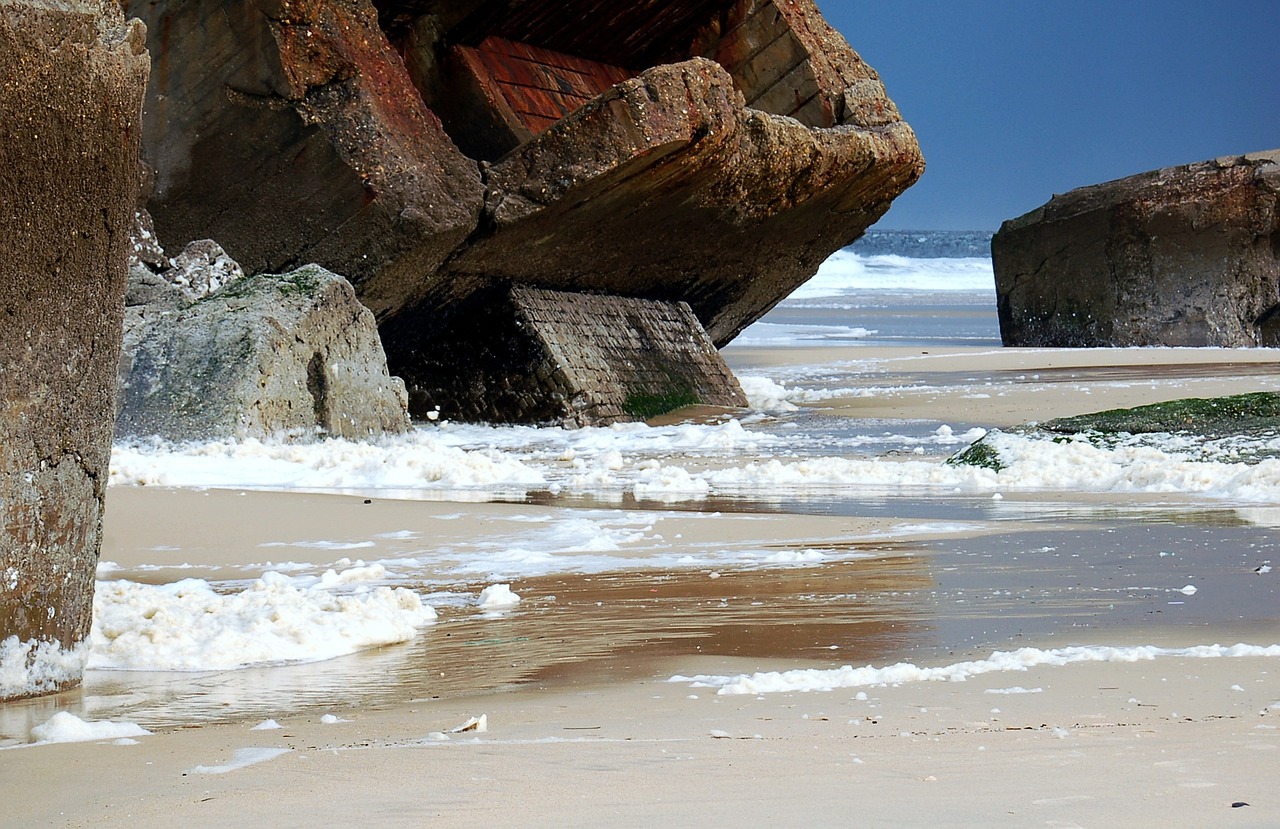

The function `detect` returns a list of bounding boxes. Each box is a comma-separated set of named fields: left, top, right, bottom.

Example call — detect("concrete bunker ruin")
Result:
left=131, top=0, right=923, bottom=425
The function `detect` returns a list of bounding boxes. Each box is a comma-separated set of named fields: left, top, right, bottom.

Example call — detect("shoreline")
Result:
left=9, top=646, right=1280, bottom=827
left=7, top=342, right=1280, bottom=826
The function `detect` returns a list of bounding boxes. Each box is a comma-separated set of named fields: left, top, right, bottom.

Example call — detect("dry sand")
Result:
left=727, top=345, right=1280, bottom=426
left=6, top=344, right=1280, bottom=827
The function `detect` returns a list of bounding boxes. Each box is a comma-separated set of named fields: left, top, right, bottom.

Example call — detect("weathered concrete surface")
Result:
left=130, top=0, right=922, bottom=423
left=408, top=286, right=747, bottom=426
left=695, top=0, right=905, bottom=130
left=993, top=151, right=1280, bottom=348
left=0, top=0, right=148, bottom=698
left=443, top=56, right=920, bottom=347
left=131, top=0, right=485, bottom=319
left=118, top=265, right=410, bottom=441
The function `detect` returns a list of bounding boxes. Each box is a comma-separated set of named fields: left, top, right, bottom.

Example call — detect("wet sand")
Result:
left=6, top=343, right=1280, bottom=827
left=9, top=652, right=1280, bottom=828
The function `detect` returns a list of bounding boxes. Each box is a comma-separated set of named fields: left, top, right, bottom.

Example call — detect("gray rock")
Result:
left=0, top=0, right=148, bottom=699
left=117, top=265, right=411, bottom=441
left=125, top=263, right=184, bottom=309
left=163, top=239, right=246, bottom=301
left=993, top=151, right=1280, bottom=347
left=129, top=206, right=169, bottom=271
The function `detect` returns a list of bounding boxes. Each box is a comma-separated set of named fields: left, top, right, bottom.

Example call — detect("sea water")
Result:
left=734, top=232, right=999, bottom=348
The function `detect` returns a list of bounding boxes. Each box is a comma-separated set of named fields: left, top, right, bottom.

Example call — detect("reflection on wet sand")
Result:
left=0, top=553, right=934, bottom=736
left=6, top=498, right=1277, bottom=746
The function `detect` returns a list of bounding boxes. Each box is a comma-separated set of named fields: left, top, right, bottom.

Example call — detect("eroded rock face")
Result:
left=118, top=265, right=411, bottom=441
left=130, top=0, right=923, bottom=423
left=993, top=151, right=1280, bottom=348
left=0, top=0, right=148, bottom=698
left=133, top=0, right=486, bottom=319
left=451, top=56, right=920, bottom=346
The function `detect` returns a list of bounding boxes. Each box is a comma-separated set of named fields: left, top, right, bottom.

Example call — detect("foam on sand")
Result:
left=25, top=711, right=151, bottom=746
left=477, top=584, right=521, bottom=609
left=89, top=569, right=437, bottom=671
left=187, top=746, right=292, bottom=775
left=108, top=412, right=1280, bottom=505
left=671, top=643, right=1280, bottom=695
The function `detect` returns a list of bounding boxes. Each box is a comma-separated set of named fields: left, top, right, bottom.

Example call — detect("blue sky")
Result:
left=819, top=1, right=1280, bottom=230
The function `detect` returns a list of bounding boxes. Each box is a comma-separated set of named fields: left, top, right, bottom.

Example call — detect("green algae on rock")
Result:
left=948, top=392, right=1280, bottom=471
left=1038, top=393, right=1280, bottom=437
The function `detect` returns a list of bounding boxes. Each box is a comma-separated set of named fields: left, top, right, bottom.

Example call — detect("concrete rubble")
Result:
left=993, top=151, right=1280, bottom=348
left=128, top=0, right=924, bottom=423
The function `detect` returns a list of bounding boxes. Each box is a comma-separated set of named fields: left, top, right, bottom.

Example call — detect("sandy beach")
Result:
left=5, top=333, right=1280, bottom=827
left=3, top=0, right=1273, bottom=822
left=9, top=651, right=1280, bottom=828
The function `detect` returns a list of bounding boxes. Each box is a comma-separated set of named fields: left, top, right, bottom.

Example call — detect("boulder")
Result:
left=444, top=56, right=918, bottom=346
left=125, top=237, right=243, bottom=311
left=993, top=151, right=1280, bottom=347
left=0, top=0, right=148, bottom=699
left=162, top=239, right=247, bottom=302
left=117, top=265, right=411, bottom=441
left=128, top=0, right=923, bottom=423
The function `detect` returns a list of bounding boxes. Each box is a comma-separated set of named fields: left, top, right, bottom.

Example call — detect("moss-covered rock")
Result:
left=946, top=437, right=1006, bottom=471
left=1038, top=392, right=1280, bottom=437
left=947, top=392, right=1280, bottom=470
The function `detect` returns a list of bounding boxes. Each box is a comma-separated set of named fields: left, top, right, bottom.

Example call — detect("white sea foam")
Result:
left=670, top=643, right=1280, bottom=695
left=109, top=433, right=547, bottom=492
left=107, top=418, right=1280, bottom=507
left=628, top=431, right=1280, bottom=503
left=26, top=711, right=151, bottom=745
left=0, top=637, right=86, bottom=700
left=259, top=540, right=376, bottom=551
left=88, top=569, right=436, bottom=671
left=731, top=322, right=876, bottom=347
left=975, top=430, right=1280, bottom=501
left=477, top=584, right=521, bottom=609
left=737, top=376, right=800, bottom=412
left=188, top=746, right=292, bottom=774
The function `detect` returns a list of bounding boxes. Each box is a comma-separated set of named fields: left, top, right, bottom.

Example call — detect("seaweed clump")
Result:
left=946, top=392, right=1280, bottom=471
left=946, top=433, right=1005, bottom=471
